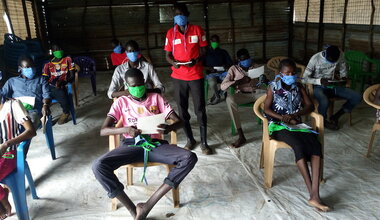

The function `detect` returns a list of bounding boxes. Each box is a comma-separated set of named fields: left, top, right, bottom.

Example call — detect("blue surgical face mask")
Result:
left=174, top=15, right=188, bottom=26
left=280, top=73, right=297, bottom=85
left=239, top=58, right=252, bottom=68
left=126, top=51, right=139, bottom=62
left=113, top=45, right=122, bottom=54
left=21, top=67, right=36, bottom=79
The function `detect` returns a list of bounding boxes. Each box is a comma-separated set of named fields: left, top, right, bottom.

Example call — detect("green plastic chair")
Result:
left=229, top=87, right=261, bottom=135
left=345, top=50, right=380, bottom=92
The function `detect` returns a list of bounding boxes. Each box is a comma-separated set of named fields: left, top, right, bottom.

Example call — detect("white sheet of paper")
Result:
left=282, top=123, right=312, bottom=130
left=137, top=113, right=166, bottom=134
left=213, top=66, right=225, bottom=72
left=177, top=61, right=192, bottom=65
left=247, top=66, right=265, bottom=79
left=15, top=96, right=36, bottom=107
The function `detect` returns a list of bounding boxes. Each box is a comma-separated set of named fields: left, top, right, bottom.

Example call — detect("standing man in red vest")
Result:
left=164, top=3, right=212, bottom=155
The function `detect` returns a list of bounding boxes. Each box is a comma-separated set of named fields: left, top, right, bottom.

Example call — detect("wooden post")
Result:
left=341, top=0, right=348, bottom=50
left=81, top=0, right=88, bottom=52
left=303, top=0, right=310, bottom=62
left=109, top=0, right=116, bottom=39
left=1, top=0, right=15, bottom=34
left=250, top=1, right=254, bottom=27
left=369, top=0, right=375, bottom=59
left=288, top=0, right=294, bottom=58
left=144, top=0, right=152, bottom=63
left=228, top=1, right=235, bottom=57
left=262, top=0, right=267, bottom=60
left=202, top=0, right=210, bottom=42
left=21, top=0, right=31, bottom=39
left=317, top=0, right=325, bottom=51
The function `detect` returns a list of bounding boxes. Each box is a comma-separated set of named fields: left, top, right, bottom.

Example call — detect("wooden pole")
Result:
left=81, top=0, right=88, bottom=52
left=369, top=0, right=375, bottom=58
left=21, top=0, right=31, bottom=39
left=143, top=0, right=152, bottom=63
left=303, top=0, right=310, bottom=62
left=203, top=0, right=210, bottom=42
left=1, top=0, right=15, bottom=34
left=341, top=0, right=348, bottom=50
left=250, top=1, right=254, bottom=27
left=288, top=0, right=294, bottom=58
left=317, top=0, right=325, bottom=51
left=109, top=0, right=115, bottom=39
left=228, top=1, right=235, bottom=57
left=262, top=0, right=267, bottom=60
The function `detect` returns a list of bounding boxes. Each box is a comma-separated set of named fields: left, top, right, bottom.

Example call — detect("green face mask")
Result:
left=128, top=85, right=146, bottom=98
left=53, top=50, right=64, bottom=59
left=210, top=42, right=219, bottom=49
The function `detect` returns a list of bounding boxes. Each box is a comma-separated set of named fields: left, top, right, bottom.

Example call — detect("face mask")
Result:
left=126, top=51, right=140, bottom=62
left=174, top=15, right=188, bottom=26
left=113, top=45, right=122, bottom=54
left=210, top=42, right=219, bottom=49
left=53, top=50, right=64, bottom=59
left=239, top=58, right=252, bottom=68
left=280, top=73, right=297, bottom=85
left=128, top=85, right=146, bottom=99
left=21, top=67, right=36, bottom=79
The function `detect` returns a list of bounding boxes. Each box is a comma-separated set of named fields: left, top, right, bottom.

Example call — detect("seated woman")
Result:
left=264, top=59, right=330, bottom=212
left=0, top=98, right=36, bottom=219
left=92, top=68, right=197, bottom=220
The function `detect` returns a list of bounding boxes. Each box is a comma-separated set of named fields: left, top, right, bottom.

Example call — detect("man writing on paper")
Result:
left=164, top=3, right=212, bottom=154
left=221, top=48, right=267, bottom=148
left=92, top=68, right=197, bottom=220
left=302, top=45, right=361, bottom=130
left=1, top=55, right=51, bottom=131
left=203, top=34, right=233, bottom=105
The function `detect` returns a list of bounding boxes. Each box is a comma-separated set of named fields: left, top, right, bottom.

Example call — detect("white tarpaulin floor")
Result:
left=5, top=69, right=380, bottom=220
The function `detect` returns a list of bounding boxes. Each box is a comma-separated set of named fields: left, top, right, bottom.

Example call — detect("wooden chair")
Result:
left=266, top=56, right=306, bottom=76
left=363, top=84, right=380, bottom=157
left=253, top=94, right=325, bottom=188
left=109, top=117, right=180, bottom=210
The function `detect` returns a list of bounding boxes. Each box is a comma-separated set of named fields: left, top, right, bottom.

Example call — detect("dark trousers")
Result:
left=172, top=78, right=207, bottom=139
left=50, top=85, right=70, bottom=114
left=92, top=139, right=198, bottom=198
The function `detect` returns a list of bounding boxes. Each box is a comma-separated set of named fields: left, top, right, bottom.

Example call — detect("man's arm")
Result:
left=107, top=67, right=125, bottom=99
left=338, top=59, right=348, bottom=79
left=148, top=64, right=164, bottom=92
left=157, top=112, right=183, bottom=134
left=41, top=77, right=51, bottom=115
left=165, top=51, right=180, bottom=69
left=100, top=116, right=141, bottom=137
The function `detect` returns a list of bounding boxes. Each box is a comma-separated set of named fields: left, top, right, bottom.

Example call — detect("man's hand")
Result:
left=0, top=142, right=9, bottom=157
left=126, top=126, right=142, bottom=138
left=289, top=119, right=298, bottom=125
left=281, top=114, right=293, bottom=123
left=185, top=59, right=196, bottom=68
left=204, top=66, right=216, bottom=73
left=42, top=104, right=51, bottom=116
left=173, top=61, right=180, bottom=69
left=320, top=78, right=332, bottom=86
left=157, top=123, right=171, bottom=134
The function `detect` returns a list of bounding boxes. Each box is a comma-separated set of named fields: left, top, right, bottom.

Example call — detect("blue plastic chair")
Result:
left=43, top=115, right=56, bottom=160
left=0, top=140, right=39, bottom=220
left=51, top=83, right=77, bottom=125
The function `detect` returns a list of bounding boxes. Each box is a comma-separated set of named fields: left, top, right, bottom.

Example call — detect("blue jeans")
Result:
left=205, top=71, right=228, bottom=80
left=313, top=86, right=362, bottom=118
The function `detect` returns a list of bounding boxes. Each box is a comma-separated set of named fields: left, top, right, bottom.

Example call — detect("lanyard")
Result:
left=129, top=134, right=161, bottom=185
left=172, top=25, right=188, bottom=57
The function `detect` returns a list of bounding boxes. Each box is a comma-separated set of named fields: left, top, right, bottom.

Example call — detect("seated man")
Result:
left=43, top=44, right=75, bottom=124
left=2, top=55, right=51, bottom=130
left=107, top=40, right=164, bottom=99
left=221, top=48, right=267, bottom=148
left=110, top=39, right=127, bottom=67
left=203, top=34, right=233, bottom=105
left=92, top=68, right=197, bottom=220
left=302, top=45, right=361, bottom=130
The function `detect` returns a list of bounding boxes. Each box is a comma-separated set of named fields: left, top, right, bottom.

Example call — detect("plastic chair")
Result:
left=109, top=116, right=180, bottom=210
left=253, top=94, right=325, bottom=188
left=363, top=84, right=380, bottom=157
left=73, top=56, right=96, bottom=107
left=51, top=83, right=77, bottom=125
left=266, top=56, right=306, bottom=76
left=0, top=140, right=39, bottom=220
left=43, top=115, right=56, bottom=159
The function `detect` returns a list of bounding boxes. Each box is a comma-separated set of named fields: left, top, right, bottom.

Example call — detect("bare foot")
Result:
left=230, top=137, right=246, bottom=148
left=0, top=188, right=11, bottom=217
left=135, top=203, right=147, bottom=220
left=308, top=199, right=330, bottom=212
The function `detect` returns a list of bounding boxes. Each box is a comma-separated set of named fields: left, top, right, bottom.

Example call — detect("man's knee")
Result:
left=182, top=151, right=198, bottom=168
left=349, top=91, right=362, bottom=105
left=92, top=157, right=109, bottom=177
left=208, top=78, right=217, bottom=87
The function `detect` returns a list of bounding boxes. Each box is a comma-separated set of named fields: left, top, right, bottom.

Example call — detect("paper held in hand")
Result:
left=281, top=123, right=312, bottom=130
left=137, top=113, right=166, bottom=134
left=247, top=65, right=265, bottom=79
left=176, top=61, right=192, bottom=65
left=213, top=66, right=225, bottom=72
left=15, top=96, right=35, bottom=107
left=328, top=79, right=345, bottom=83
